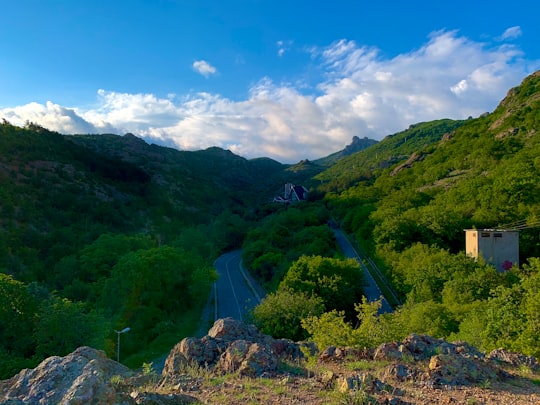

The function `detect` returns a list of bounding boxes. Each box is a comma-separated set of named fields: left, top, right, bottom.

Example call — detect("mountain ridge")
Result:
left=1, top=70, right=539, bottom=398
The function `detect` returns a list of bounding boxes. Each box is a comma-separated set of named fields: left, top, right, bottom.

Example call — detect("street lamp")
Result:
left=115, top=327, right=130, bottom=363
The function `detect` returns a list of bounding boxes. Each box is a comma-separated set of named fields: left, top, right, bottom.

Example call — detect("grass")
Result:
left=277, top=358, right=307, bottom=376
left=346, top=359, right=390, bottom=373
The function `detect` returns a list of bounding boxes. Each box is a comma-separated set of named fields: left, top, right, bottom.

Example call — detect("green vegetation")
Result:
left=245, top=71, right=540, bottom=358
left=242, top=203, right=335, bottom=290
left=0, top=121, right=317, bottom=377
left=303, top=71, right=540, bottom=354
left=1, top=70, right=540, bottom=380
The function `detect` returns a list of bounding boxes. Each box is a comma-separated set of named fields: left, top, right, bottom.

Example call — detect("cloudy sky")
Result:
left=1, top=1, right=539, bottom=163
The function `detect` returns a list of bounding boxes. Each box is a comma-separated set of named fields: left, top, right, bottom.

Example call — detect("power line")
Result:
left=498, top=218, right=540, bottom=231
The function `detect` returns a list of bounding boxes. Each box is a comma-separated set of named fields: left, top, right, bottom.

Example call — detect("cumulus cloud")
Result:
left=192, top=60, right=217, bottom=77
left=1, top=30, right=538, bottom=163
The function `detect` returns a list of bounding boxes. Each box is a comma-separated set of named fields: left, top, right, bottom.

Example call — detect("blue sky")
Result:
left=1, top=0, right=539, bottom=162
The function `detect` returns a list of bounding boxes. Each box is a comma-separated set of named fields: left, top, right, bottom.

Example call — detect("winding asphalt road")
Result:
left=212, top=228, right=393, bottom=320
left=213, top=250, right=265, bottom=320
left=332, top=228, right=393, bottom=314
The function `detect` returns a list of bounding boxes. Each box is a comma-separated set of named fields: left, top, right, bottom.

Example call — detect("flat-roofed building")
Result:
left=465, top=229, right=519, bottom=271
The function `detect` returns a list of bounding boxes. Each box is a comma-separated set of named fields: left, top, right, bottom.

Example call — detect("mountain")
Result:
left=321, top=70, right=540, bottom=252
left=0, top=123, right=322, bottom=277
left=314, top=135, right=379, bottom=166
left=315, top=118, right=467, bottom=192
left=1, top=70, right=539, bottom=390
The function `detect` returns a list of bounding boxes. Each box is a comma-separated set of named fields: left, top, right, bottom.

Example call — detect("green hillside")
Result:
left=1, top=70, right=539, bottom=380
left=325, top=70, right=540, bottom=255
left=238, top=70, right=540, bottom=357
left=0, top=121, right=318, bottom=376
left=315, top=118, right=467, bottom=192
left=310, top=70, right=540, bottom=356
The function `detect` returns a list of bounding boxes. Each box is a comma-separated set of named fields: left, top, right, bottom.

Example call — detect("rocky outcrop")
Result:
left=0, top=346, right=198, bottom=405
left=0, top=346, right=131, bottom=404
left=321, top=333, right=514, bottom=389
left=487, top=348, right=540, bottom=370
left=162, top=317, right=304, bottom=379
left=2, top=321, right=539, bottom=404
left=389, top=152, right=425, bottom=176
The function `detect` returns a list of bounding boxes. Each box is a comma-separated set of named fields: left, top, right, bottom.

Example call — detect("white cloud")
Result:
left=500, top=26, right=522, bottom=41
left=277, top=40, right=293, bottom=57
left=450, top=79, right=468, bottom=95
left=192, top=60, right=217, bottom=77
left=1, top=30, right=538, bottom=163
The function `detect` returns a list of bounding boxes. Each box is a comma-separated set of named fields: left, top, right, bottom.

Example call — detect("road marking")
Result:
left=225, top=254, right=244, bottom=320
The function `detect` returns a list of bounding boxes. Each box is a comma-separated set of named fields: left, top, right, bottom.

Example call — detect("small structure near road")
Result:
left=273, top=183, right=308, bottom=203
left=465, top=228, right=519, bottom=271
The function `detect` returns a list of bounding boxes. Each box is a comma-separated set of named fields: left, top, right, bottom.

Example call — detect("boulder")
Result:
left=318, top=345, right=369, bottom=363
left=161, top=318, right=304, bottom=379
left=426, top=354, right=498, bottom=386
left=0, top=346, right=132, bottom=405
left=401, top=333, right=444, bottom=360
left=215, top=340, right=278, bottom=377
left=383, top=364, right=414, bottom=382
left=161, top=345, right=189, bottom=377
left=176, top=336, right=224, bottom=367
left=373, top=341, right=410, bottom=361
left=207, top=317, right=265, bottom=342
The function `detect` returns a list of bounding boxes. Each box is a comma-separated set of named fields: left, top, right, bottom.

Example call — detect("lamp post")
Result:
left=115, top=327, right=130, bottom=363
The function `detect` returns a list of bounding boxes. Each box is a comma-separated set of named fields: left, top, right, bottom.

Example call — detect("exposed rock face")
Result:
left=321, top=333, right=518, bottom=388
left=427, top=353, right=498, bottom=386
left=2, top=322, right=539, bottom=404
left=162, top=317, right=303, bottom=379
left=0, top=346, right=131, bottom=404
left=487, top=348, right=540, bottom=370
left=215, top=340, right=278, bottom=377
left=389, top=152, right=425, bottom=176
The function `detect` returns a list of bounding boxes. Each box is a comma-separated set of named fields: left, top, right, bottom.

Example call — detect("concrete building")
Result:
left=465, top=229, right=519, bottom=271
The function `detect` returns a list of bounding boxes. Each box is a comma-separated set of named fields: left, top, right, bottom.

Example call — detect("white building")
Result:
left=465, top=229, right=519, bottom=271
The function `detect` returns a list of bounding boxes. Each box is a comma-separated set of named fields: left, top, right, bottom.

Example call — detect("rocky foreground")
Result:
left=1, top=318, right=540, bottom=404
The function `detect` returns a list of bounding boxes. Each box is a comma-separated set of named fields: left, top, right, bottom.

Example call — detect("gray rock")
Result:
left=487, top=348, right=539, bottom=370
left=0, top=346, right=132, bottom=405
left=215, top=340, right=278, bottom=377
left=427, top=354, right=498, bottom=386
left=161, top=318, right=304, bottom=379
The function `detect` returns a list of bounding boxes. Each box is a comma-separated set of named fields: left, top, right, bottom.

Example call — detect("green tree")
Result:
left=97, top=246, right=210, bottom=353
left=280, top=255, right=364, bottom=318
left=79, top=233, right=155, bottom=283
left=302, top=310, right=356, bottom=349
left=34, top=296, right=109, bottom=358
left=0, top=274, right=38, bottom=357
left=251, top=288, right=325, bottom=341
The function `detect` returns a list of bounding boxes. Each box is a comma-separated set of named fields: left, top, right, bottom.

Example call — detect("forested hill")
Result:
left=303, top=70, right=540, bottom=359
left=238, top=70, right=540, bottom=369
left=0, top=123, right=319, bottom=273
left=0, top=122, right=322, bottom=377
left=1, top=70, right=539, bottom=380
left=321, top=70, right=540, bottom=256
